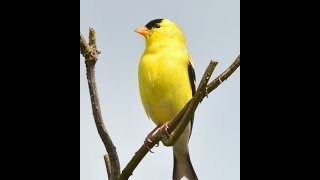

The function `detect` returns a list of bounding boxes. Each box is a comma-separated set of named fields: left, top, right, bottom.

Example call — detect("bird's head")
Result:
left=135, top=19, right=186, bottom=47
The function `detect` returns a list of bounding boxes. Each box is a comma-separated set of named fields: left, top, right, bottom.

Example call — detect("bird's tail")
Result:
left=173, top=151, right=198, bottom=180
left=172, top=122, right=198, bottom=180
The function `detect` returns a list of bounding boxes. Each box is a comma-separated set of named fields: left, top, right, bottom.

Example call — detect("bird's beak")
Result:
left=135, top=27, right=150, bottom=36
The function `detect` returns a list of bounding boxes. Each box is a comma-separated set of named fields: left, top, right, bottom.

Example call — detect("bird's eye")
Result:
left=155, top=23, right=160, bottom=28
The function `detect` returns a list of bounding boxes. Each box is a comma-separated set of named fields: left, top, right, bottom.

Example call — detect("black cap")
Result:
left=145, top=19, right=163, bottom=30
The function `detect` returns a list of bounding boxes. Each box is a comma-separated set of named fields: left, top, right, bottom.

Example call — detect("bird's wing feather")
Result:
left=188, top=61, right=196, bottom=96
left=188, top=59, right=196, bottom=139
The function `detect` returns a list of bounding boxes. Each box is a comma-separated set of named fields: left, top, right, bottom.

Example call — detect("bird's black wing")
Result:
left=188, top=61, right=196, bottom=139
left=188, top=61, right=196, bottom=96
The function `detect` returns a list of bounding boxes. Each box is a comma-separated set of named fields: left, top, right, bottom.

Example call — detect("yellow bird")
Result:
left=135, top=19, right=198, bottom=180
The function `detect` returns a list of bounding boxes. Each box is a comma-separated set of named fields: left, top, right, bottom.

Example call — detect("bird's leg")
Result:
left=144, top=125, right=160, bottom=153
left=144, top=122, right=171, bottom=152
left=159, top=122, right=170, bottom=137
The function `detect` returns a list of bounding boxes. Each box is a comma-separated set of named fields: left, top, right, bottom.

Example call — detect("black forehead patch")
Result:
left=145, top=19, right=163, bottom=29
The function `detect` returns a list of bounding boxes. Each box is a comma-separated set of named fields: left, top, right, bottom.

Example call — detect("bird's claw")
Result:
left=143, top=125, right=161, bottom=153
left=160, top=123, right=170, bottom=137
left=144, top=138, right=154, bottom=153
left=143, top=123, right=170, bottom=152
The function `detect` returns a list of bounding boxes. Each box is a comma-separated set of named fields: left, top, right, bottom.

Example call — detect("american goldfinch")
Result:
left=135, top=19, right=198, bottom=180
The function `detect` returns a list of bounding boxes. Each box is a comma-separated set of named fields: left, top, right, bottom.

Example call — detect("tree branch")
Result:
left=119, top=55, right=240, bottom=179
left=206, top=55, right=240, bottom=97
left=80, top=28, right=120, bottom=180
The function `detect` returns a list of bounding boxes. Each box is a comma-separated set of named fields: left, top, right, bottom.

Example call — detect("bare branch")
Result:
left=80, top=28, right=120, bottom=180
left=206, top=55, right=240, bottom=97
left=80, top=33, right=91, bottom=58
left=88, top=27, right=97, bottom=48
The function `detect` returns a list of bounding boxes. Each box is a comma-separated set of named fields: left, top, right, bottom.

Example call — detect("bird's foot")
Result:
left=143, top=139, right=154, bottom=153
left=159, top=122, right=170, bottom=137
left=143, top=123, right=171, bottom=152
left=144, top=125, right=160, bottom=153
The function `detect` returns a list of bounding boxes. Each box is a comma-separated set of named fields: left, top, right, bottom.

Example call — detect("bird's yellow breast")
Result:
left=138, top=49, right=192, bottom=125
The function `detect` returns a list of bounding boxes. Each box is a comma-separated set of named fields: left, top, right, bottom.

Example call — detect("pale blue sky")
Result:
left=80, top=0, right=240, bottom=179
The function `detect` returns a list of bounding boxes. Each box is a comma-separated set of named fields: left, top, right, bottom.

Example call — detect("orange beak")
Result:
left=135, top=27, right=150, bottom=36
